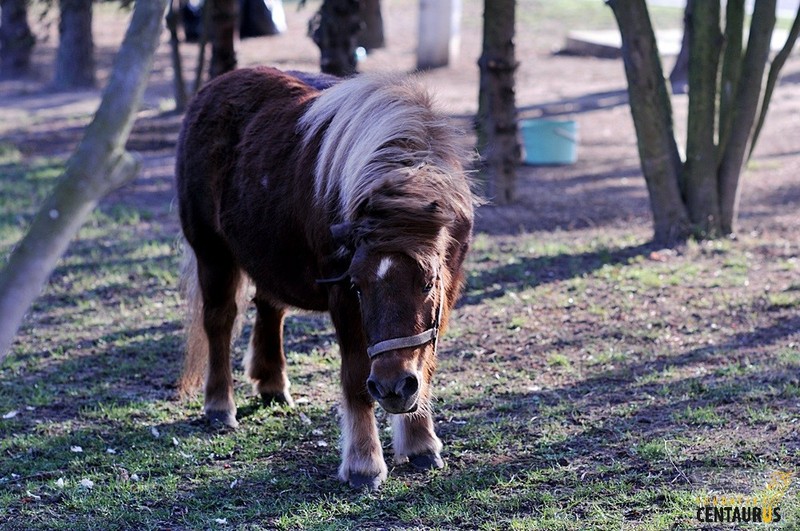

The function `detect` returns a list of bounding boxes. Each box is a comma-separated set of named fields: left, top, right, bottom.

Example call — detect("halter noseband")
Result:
left=366, top=275, right=445, bottom=359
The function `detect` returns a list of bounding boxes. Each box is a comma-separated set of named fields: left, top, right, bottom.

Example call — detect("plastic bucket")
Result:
left=520, top=119, right=579, bottom=165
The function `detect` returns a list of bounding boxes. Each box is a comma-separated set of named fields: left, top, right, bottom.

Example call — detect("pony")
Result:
left=175, top=67, right=475, bottom=490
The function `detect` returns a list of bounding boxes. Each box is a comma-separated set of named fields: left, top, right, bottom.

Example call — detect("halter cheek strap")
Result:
left=366, top=276, right=445, bottom=359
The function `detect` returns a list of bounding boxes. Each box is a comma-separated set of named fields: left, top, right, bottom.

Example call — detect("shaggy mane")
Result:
left=297, top=73, right=475, bottom=268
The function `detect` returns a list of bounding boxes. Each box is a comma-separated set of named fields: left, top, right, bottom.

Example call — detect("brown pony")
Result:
left=175, top=67, right=474, bottom=490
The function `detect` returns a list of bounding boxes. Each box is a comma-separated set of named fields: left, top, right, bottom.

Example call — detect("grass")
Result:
left=2, top=158, right=798, bottom=529
left=2, top=8, right=800, bottom=521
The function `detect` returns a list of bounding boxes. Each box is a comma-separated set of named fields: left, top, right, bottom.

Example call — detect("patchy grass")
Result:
left=1, top=155, right=798, bottom=530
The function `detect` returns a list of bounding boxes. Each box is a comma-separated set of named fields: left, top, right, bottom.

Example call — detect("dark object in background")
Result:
left=181, top=0, right=285, bottom=43
left=358, top=0, right=384, bottom=51
left=308, top=0, right=362, bottom=76
left=240, top=0, right=286, bottom=38
left=181, top=0, right=203, bottom=43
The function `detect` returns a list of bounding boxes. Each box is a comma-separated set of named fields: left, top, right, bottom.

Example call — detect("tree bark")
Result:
left=358, top=0, right=384, bottom=51
left=310, top=0, right=362, bottom=76
left=683, top=0, right=721, bottom=235
left=54, top=0, right=96, bottom=89
left=718, top=0, right=776, bottom=234
left=718, top=0, right=744, bottom=161
left=209, top=0, right=238, bottom=78
left=477, top=0, right=519, bottom=205
left=0, top=0, right=169, bottom=361
left=607, top=0, right=690, bottom=244
left=0, top=0, right=36, bottom=78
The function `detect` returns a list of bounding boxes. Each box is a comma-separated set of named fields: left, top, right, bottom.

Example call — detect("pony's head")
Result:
left=302, top=74, right=475, bottom=414
left=331, top=184, right=466, bottom=413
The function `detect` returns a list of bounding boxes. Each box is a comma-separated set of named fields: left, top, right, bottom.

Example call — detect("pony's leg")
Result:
left=244, top=299, right=294, bottom=406
left=330, top=295, right=387, bottom=490
left=391, top=412, right=444, bottom=470
left=197, top=250, right=242, bottom=428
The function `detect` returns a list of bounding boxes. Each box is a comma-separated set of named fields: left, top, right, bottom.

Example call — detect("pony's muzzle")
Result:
left=367, top=371, right=420, bottom=413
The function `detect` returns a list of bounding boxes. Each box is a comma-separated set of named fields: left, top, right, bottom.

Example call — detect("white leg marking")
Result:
left=391, top=412, right=442, bottom=464
left=338, top=402, right=388, bottom=482
left=376, top=256, right=394, bottom=280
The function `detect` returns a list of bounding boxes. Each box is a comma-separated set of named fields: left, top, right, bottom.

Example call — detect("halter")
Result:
left=366, top=275, right=445, bottom=359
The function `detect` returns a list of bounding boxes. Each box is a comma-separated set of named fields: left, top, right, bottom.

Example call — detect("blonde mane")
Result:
left=297, top=73, right=474, bottom=229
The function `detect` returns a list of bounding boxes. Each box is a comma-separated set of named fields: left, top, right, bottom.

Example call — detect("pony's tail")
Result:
left=177, top=244, right=207, bottom=398
left=177, top=240, right=249, bottom=399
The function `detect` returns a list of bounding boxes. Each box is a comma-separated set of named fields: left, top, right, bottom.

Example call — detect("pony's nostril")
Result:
left=396, top=374, right=419, bottom=400
left=367, top=377, right=385, bottom=399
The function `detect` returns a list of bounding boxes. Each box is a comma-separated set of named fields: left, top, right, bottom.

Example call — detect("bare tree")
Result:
left=0, top=0, right=170, bottom=361
left=477, top=0, right=519, bottom=204
left=607, top=0, right=800, bottom=244
left=0, top=0, right=36, bottom=78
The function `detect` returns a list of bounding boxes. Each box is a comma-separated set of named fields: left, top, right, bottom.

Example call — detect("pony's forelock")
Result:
left=298, top=73, right=474, bottom=224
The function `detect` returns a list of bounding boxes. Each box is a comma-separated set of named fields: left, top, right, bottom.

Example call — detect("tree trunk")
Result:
left=477, top=0, right=519, bottom=205
left=0, top=0, right=169, bottom=361
left=193, top=0, right=214, bottom=93
left=683, top=0, right=721, bottom=235
left=166, top=0, right=188, bottom=111
left=0, top=0, right=36, bottom=78
left=718, top=0, right=775, bottom=234
left=310, top=0, right=362, bottom=76
left=209, top=0, right=238, bottom=78
left=54, top=0, right=96, bottom=89
left=610, top=0, right=793, bottom=244
left=718, top=0, right=744, bottom=160
left=358, top=0, right=383, bottom=51
left=607, top=0, right=690, bottom=244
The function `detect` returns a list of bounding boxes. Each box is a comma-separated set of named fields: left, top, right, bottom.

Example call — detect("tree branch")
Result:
left=749, top=4, right=800, bottom=158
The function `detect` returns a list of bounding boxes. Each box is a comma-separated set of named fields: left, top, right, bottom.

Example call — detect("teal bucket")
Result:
left=520, top=119, right=579, bottom=165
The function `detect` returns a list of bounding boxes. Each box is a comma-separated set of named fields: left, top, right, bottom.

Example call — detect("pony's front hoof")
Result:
left=205, top=409, right=239, bottom=429
left=260, top=391, right=295, bottom=408
left=348, top=472, right=383, bottom=491
left=409, top=452, right=444, bottom=471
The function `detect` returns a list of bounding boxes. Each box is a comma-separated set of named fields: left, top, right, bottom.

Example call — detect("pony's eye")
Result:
left=422, top=281, right=434, bottom=294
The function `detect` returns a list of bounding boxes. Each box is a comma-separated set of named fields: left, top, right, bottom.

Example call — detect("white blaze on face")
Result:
left=376, top=256, right=394, bottom=280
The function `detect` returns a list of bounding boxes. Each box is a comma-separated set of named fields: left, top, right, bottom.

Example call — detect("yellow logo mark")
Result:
left=693, top=470, right=794, bottom=524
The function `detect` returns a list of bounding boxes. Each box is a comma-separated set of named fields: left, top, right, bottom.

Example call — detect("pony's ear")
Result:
left=330, top=222, right=355, bottom=248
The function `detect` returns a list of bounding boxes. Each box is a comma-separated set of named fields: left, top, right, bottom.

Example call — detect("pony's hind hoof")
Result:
left=205, top=410, right=239, bottom=429
left=260, top=391, right=295, bottom=408
left=348, top=472, right=383, bottom=491
left=409, top=452, right=444, bottom=471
